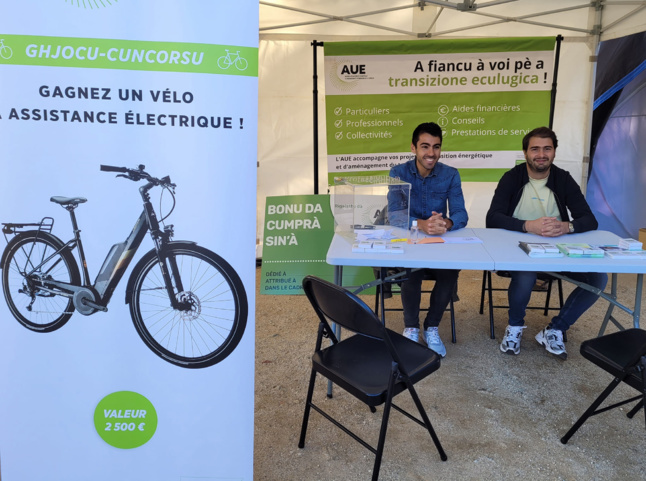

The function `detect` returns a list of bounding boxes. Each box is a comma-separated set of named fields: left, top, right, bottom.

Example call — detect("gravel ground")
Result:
left=254, top=269, right=646, bottom=481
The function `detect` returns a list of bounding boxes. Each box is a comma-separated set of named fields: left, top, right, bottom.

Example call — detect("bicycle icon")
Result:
left=217, top=49, right=248, bottom=71
left=0, top=39, right=13, bottom=60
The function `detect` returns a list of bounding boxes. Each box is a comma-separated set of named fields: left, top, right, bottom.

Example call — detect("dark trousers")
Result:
left=508, top=271, right=608, bottom=331
left=401, top=268, right=459, bottom=330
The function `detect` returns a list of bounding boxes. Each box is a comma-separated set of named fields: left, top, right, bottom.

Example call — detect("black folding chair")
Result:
left=561, top=328, right=646, bottom=444
left=299, top=275, right=447, bottom=481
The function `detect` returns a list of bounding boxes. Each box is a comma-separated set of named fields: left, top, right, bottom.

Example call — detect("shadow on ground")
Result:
left=254, top=269, right=646, bottom=481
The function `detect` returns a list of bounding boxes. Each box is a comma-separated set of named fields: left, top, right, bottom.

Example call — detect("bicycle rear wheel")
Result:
left=216, top=56, right=230, bottom=69
left=1, top=232, right=80, bottom=332
left=129, top=244, right=247, bottom=368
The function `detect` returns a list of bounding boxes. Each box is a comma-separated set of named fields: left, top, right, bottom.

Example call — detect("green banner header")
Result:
left=0, top=34, right=258, bottom=76
left=325, top=36, right=556, bottom=56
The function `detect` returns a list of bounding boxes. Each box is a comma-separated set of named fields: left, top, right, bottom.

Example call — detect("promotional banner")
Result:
left=260, top=195, right=372, bottom=295
left=324, top=37, right=555, bottom=182
left=0, top=2, right=257, bottom=480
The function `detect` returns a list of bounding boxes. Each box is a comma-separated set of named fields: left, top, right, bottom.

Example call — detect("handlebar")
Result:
left=100, top=164, right=175, bottom=190
left=100, top=165, right=128, bottom=173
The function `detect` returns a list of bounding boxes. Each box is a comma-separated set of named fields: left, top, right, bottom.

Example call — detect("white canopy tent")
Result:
left=257, top=0, right=646, bottom=254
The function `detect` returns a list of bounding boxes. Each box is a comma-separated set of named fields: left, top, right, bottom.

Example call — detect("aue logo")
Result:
left=337, top=62, right=368, bottom=80
left=328, top=59, right=365, bottom=92
left=340, top=64, right=366, bottom=75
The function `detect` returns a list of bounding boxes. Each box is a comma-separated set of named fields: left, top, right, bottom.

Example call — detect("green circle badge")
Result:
left=94, top=391, right=158, bottom=449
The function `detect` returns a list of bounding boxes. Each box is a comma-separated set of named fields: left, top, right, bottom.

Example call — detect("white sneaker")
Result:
left=403, top=327, right=420, bottom=342
left=500, top=325, right=526, bottom=355
left=536, top=327, right=567, bottom=360
left=425, top=327, right=446, bottom=357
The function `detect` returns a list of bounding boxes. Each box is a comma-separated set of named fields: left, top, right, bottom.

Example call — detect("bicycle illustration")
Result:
left=217, top=49, right=248, bottom=71
left=0, top=165, right=247, bottom=369
left=0, top=39, right=13, bottom=60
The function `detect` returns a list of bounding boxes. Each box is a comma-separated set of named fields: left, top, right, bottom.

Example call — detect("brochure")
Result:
left=556, top=243, right=604, bottom=258
left=618, top=238, right=643, bottom=251
left=597, top=245, right=646, bottom=259
left=518, top=241, right=564, bottom=258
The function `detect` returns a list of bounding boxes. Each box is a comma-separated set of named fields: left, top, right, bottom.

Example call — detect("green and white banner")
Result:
left=0, top=2, right=257, bottom=480
left=324, top=37, right=555, bottom=182
left=260, top=195, right=373, bottom=295
left=0, top=34, right=258, bottom=76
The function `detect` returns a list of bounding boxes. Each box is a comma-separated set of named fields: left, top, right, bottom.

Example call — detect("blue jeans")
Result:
left=508, top=271, right=608, bottom=332
left=401, top=269, right=459, bottom=329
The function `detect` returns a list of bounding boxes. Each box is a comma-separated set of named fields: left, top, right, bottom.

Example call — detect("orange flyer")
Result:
left=408, top=237, right=445, bottom=245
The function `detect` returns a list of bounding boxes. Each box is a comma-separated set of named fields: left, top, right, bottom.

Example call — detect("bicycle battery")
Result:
left=94, top=242, right=127, bottom=296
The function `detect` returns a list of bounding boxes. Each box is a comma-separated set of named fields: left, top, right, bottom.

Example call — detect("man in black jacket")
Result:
left=486, top=127, right=607, bottom=359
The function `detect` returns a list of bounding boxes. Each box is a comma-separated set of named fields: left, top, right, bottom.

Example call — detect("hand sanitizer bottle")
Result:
left=410, top=220, right=418, bottom=244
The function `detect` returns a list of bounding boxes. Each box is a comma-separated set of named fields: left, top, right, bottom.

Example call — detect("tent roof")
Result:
left=260, top=0, right=646, bottom=42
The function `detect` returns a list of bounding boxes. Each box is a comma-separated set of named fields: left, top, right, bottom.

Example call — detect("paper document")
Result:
left=352, top=242, right=404, bottom=254
left=355, top=228, right=396, bottom=241
left=441, top=236, right=483, bottom=244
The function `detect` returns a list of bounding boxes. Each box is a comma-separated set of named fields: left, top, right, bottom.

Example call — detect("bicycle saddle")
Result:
left=50, top=196, right=87, bottom=206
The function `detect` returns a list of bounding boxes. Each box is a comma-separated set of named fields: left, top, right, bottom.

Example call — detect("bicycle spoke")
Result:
left=130, top=247, right=247, bottom=368
left=2, top=235, right=77, bottom=332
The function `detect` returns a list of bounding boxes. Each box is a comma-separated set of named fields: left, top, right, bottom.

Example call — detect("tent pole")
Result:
left=312, top=40, right=324, bottom=195
left=582, top=3, right=604, bottom=192
left=549, top=35, right=563, bottom=129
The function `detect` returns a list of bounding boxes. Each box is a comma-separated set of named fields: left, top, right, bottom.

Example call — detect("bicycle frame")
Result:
left=21, top=178, right=182, bottom=310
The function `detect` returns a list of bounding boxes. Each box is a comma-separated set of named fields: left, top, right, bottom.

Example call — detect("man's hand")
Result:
left=418, top=211, right=453, bottom=235
left=524, top=217, right=569, bottom=237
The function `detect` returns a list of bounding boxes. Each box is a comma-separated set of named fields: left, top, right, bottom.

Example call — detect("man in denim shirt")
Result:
left=388, top=122, right=468, bottom=357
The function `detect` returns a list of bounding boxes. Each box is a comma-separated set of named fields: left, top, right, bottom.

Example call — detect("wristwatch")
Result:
left=568, top=222, right=575, bottom=234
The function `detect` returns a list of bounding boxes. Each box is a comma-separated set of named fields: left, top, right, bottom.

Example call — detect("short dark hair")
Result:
left=412, top=122, right=442, bottom=146
left=522, top=127, right=558, bottom=151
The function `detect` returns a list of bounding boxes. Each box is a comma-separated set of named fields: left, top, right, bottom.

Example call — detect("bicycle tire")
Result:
left=0, top=45, right=12, bottom=60
left=234, top=57, right=248, bottom=71
left=1, top=232, right=80, bottom=332
left=217, top=55, right=230, bottom=70
left=129, top=243, right=248, bottom=369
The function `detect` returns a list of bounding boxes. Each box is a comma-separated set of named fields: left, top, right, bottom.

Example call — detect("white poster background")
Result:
left=0, top=2, right=257, bottom=480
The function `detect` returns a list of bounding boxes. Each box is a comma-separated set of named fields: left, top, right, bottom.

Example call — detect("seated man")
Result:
left=486, top=126, right=607, bottom=360
left=389, top=122, right=467, bottom=357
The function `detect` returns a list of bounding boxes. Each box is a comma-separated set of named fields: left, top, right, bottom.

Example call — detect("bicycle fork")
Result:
left=141, top=182, right=188, bottom=312
left=155, top=250, right=187, bottom=310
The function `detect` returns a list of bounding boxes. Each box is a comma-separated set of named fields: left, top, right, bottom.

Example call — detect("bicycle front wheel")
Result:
left=1, top=232, right=80, bottom=332
left=234, top=57, right=248, bottom=71
left=129, top=244, right=248, bottom=369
